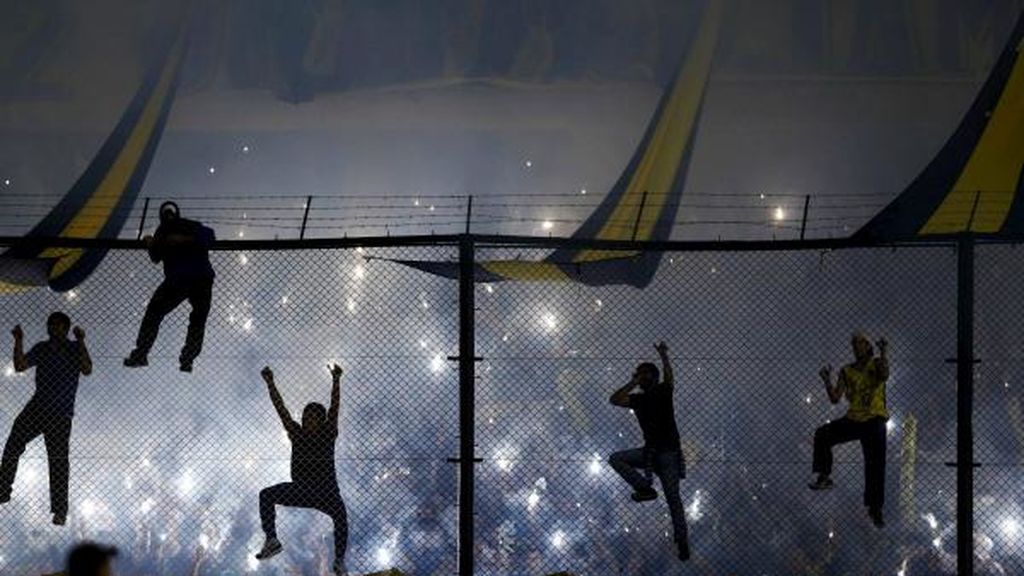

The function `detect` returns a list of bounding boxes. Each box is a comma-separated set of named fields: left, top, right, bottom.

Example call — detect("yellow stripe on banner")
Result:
left=574, top=0, right=721, bottom=263
left=40, top=37, right=184, bottom=277
left=482, top=261, right=572, bottom=282
left=0, top=281, right=32, bottom=295
left=920, top=47, right=1024, bottom=235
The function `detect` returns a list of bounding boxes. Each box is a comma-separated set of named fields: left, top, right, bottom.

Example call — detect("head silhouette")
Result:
left=302, top=402, right=327, bottom=431
left=47, top=312, right=71, bottom=341
left=159, top=201, right=180, bottom=224
left=851, top=331, right=875, bottom=364
left=67, top=541, right=117, bottom=576
left=633, top=362, right=660, bottom=391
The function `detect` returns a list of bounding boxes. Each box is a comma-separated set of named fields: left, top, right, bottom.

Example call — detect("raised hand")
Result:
left=819, top=365, right=832, bottom=383
left=73, top=326, right=85, bottom=340
left=876, top=337, right=889, bottom=355
left=328, top=363, right=343, bottom=381
left=261, top=366, right=275, bottom=385
left=11, top=325, right=22, bottom=340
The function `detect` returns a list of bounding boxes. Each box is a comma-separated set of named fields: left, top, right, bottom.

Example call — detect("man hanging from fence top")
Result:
left=808, top=331, right=890, bottom=528
left=124, top=201, right=216, bottom=373
left=254, top=364, right=349, bottom=576
left=608, top=341, right=690, bottom=562
left=0, top=312, right=92, bottom=526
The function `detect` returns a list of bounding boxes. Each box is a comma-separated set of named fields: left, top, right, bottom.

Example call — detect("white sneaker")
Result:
left=255, top=537, right=283, bottom=560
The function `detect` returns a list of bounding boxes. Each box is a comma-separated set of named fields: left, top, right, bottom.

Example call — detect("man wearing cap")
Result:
left=124, top=202, right=216, bottom=373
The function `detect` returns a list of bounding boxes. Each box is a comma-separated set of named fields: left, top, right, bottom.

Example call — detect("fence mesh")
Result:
left=0, top=238, right=1013, bottom=575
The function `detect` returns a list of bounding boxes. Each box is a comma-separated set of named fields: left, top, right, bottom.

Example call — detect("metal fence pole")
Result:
left=956, top=234, right=975, bottom=576
left=457, top=234, right=478, bottom=575
left=137, top=197, right=151, bottom=240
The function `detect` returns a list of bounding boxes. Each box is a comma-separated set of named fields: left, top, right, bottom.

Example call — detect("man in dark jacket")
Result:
left=124, top=201, right=215, bottom=372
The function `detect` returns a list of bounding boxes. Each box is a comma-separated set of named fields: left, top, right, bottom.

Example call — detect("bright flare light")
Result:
left=686, top=490, right=704, bottom=521
left=527, top=490, right=540, bottom=511
left=542, top=220, right=554, bottom=231
left=773, top=207, right=786, bottom=221
left=140, top=498, right=155, bottom=514
left=886, top=419, right=896, bottom=433
left=541, top=313, right=557, bottom=332
left=588, top=454, right=602, bottom=476
left=922, top=512, right=938, bottom=530
left=178, top=469, right=196, bottom=497
left=353, top=265, right=366, bottom=280
left=1001, top=517, right=1021, bottom=538
left=80, top=498, right=98, bottom=519
left=4, top=364, right=13, bottom=377
left=550, top=530, right=567, bottom=551
left=430, top=354, right=445, bottom=374
left=375, top=547, right=392, bottom=567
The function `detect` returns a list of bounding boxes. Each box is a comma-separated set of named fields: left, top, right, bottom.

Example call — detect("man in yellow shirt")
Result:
left=808, top=332, right=890, bottom=527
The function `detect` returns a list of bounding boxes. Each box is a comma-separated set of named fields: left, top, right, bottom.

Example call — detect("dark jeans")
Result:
left=260, top=482, right=348, bottom=564
left=0, top=401, right=73, bottom=515
left=609, top=447, right=688, bottom=545
left=812, top=416, right=887, bottom=511
left=135, top=277, right=213, bottom=363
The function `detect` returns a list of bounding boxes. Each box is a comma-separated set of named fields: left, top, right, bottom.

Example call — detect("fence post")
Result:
left=956, top=234, right=975, bottom=576
left=457, top=234, right=477, bottom=575
left=137, top=197, right=150, bottom=240
left=799, top=195, right=810, bottom=240
left=299, top=196, right=313, bottom=240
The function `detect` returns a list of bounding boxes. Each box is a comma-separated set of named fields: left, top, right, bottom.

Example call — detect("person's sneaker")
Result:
left=808, top=475, right=834, bottom=491
left=255, top=537, right=283, bottom=560
left=52, top=513, right=66, bottom=526
left=630, top=487, right=658, bottom=502
left=179, top=360, right=193, bottom=373
left=0, top=493, right=10, bottom=505
left=123, top=351, right=148, bottom=368
left=676, top=539, right=691, bottom=561
left=868, top=508, right=885, bottom=528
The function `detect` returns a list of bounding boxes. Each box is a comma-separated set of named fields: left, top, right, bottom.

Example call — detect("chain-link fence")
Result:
left=0, top=235, right=1011, bottom=575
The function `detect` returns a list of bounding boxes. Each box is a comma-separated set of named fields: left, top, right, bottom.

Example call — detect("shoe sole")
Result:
left=256, top=545, right=283, bottom=561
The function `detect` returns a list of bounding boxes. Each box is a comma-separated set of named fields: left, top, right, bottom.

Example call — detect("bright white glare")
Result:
left=140, top=498, right=155, bottom=514
left=3, top=179, right=9, bottom=186
left=199, top=534, right=210, bottom=550
left=550, top=530, right=567, bottom=551
left=429, top=205, right=436, bottom=212
left=527, top=490, right=540, bottom=511
left=588, top=454, right=602, bottom=475
left=484, top=284, right=494, bottom=294
left=242, top=145, right=250, bottom=153
left=525, top=160, right=533, bottom=168
left=922, top=512, right=938, bottom=530
left=805, top=394, right=812, bottom=404
left=430, top=354, right=445, bottom=374
left=353, top=265, right=366, bottom=280
left=1001, top=517, right=1021, bottom=538
left=828, top=530, right=834, bottom=540
left=242, top=318, right=254, bottom=332
left=23, top=467, right=38, bottom=485
left=239, top=254, right=248, bottom=266
left=66, top=290, right=78, bottom=301
left=414, top=199, right=421, bottom=207
left=178, top=469, right=196, bottom=497
left=246, top=556, right=259, bottom=571
left=687, top=490, right=704, bottom=521
left=541, top=313, right=557, bottom=332
left=542, top=220, right=554, bottom=231
left=375, top=547, right=392, bottom=567
left=208, top=166, right=216, bottom=174
left=932, top=537, right=942, bottom=549
left=580, top=188, right=587, bottom=195
left=4, top=364, right=13, bottom=377
left=281, top=295, right=289, bottom=305
left=80, top=498, right=98, bottom=519
left=774, top=207, right=786, bottom=221
left=759, top=193, right=765, bottom=200
left=346, top=298, right=357, bottom=314
left=238, top=230, right=245, bottom=238
left=887, top=419, right=896, bottom=433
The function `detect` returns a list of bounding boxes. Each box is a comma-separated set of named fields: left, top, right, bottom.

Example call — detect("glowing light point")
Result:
left=759, top=193, right=765, bottom=200
left=238, top=230, right=245, bottom=239
left=588, top=455, right=602, bottom=475
left=80, top=499, right=98, bottom=519
left=281, top=295, right=289, bottom=305
left=551, top=530, right=567, bottom=551
left=414, top=199, right=421, bottom=207
left=239, top=254, right=249, bottom=266
left=242, top=145, right=250, bottom=153
left=527, top=490, right=540, bottom=510
left=3, top=179, right=9, bottom=186
left=199, top=534, right=210, bottom=550
left=805, top=394, right=812, bottom=404
left=140, top=498, right=155, bottom=514
left=542, top=313, right=557, bottom=332
left=242, top=318, right=254, bottom=332
left=886, top=419, right=896, bottom=433
left=353, top=265, right=366, bottom=280
left=66, top=290, right=78, bottom=301
left=1002, top=517, right=1021, bottom=538
left=208, top=166, right=216, bottom=174
left=580, top=188, right=587, bottom=195
left=4, top=364, right=14, bottom=377
left=375, top=547, right=392, bottom=567
left=525, top=160, right=533, bottom=168
left=542, top=220, right=554, bottom=231
left=430, top=354, right=445, bottom=374
left=178, top=469, right=196, bottom=497
left=346, top=298, right=357, bottom=314
left=774, top=207, right=786, bottom=221
left=429, top=205, right=436, bottom=212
